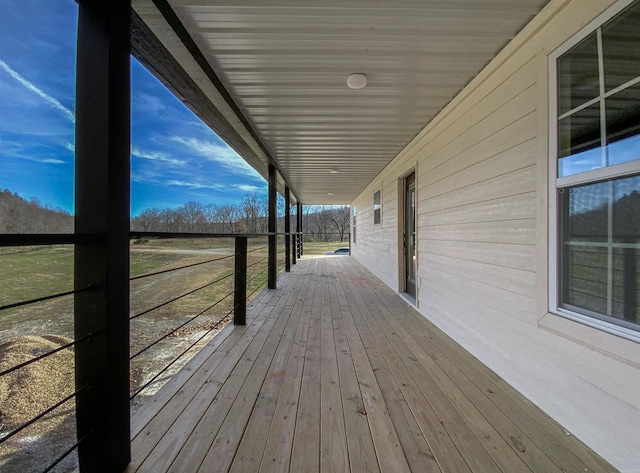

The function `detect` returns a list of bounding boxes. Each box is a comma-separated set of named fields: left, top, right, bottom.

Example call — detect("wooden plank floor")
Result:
left=126, top=256, right=616, bottom=473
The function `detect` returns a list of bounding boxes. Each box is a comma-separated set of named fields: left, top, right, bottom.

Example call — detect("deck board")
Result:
left=127, top=256, right=617, bottom=473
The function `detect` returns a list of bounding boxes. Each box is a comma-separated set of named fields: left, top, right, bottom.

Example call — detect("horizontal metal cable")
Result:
left=247, top=245, right=269, bottom=253
left=246, top=256, right=268, bottom=270
left=0, top=285, right=95, bottom=313
left=130, top=253, right=236, bottom=281
left=0, top=233, right=98, bottom=247
left=130, top=308, right=233, bottom=400
left=0, top=384, right=89, bottom=445
left=130, top=231, right=275, bottom=240
left=0, top=334, right=91, bottom=378
left=42, top=430, right=92, bottom=473
left=247, top=280, right=267, bottom=300
left=247, top=266, right=269, bottom=286
left=130, top=288, right=235, bottom=360
left=129, top=270, right=235, bottom=320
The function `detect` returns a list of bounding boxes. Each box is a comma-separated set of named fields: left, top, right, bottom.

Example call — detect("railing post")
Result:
left=268, top=165, right=277, bottom=289
left=292, top=233, right=297, bottom=265
left=74, top=1, right=131, bottom=471
left=234, top=236, right=247, bottom=325
left=285, top=187, right=291, bottom=272
left=297, top=203, right=303, bottom=258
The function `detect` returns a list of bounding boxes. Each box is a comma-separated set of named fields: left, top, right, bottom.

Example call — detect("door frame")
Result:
left=398, top=169, right=417, bottom=301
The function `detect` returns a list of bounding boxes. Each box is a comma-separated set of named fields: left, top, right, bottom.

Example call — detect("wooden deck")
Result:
left=126, top=256, right=616, bottom=473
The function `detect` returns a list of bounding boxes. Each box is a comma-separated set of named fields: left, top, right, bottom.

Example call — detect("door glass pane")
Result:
left=557, top=33, right=600, bottom=115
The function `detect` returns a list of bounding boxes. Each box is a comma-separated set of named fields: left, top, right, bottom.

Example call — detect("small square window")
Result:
left=373, top=189, right=381, bottom=225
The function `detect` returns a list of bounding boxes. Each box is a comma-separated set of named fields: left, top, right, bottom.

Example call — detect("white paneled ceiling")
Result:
left=132, top=0, right=551, bottom=204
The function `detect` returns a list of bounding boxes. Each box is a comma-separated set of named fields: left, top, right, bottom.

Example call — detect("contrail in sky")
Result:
left=0, top=58, right=75, bottom=123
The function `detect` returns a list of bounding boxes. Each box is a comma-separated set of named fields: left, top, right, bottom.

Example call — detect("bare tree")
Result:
left=180, top=201, right=205, bottom=232
left=241, top=193, right=260, bottom=233
left=132, top=208, right=161, bottom=231
left=324, top=206, right=351, bottom=241
left=215, top=204, right=239, bottom=233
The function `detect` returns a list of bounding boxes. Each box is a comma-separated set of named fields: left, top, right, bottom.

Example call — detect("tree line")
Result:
left=0, top=189, right=351, bottom=241
left=0, top=189, right=73, bottom=233
left=130, top=193, right=351, bottom=241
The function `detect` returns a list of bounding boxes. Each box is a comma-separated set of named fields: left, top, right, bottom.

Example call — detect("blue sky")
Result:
left=0, top=0, right=266, bottom=216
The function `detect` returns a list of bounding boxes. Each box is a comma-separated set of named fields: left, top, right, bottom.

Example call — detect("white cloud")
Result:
left=131, top=146, right=185, bottom=165
left=0, top=58, right=75, bottom=123
left=171, top=136, right=261, bottom=179
left=134, top=92, right=166, bottom=114
left=236, top=184, right=263, bottom=192
left=166, top=180, right=224, bottom=190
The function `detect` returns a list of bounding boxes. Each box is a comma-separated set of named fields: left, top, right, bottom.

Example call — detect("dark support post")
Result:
left=291, top=200, right=297, bottom=266
left=285, top=187, right=291, bottom=272
left=268, top=165, right=277, bottom=289
left=234, top=236, right=247, bottom=325
left=292, top=232, right=297, bottom=265
left=297, top=202, right=303, bottom=257
left=74, top=1, right=131, bottom=472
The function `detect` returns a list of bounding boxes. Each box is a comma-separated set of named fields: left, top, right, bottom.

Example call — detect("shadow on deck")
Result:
left=126, top=256, right=615, bottom=473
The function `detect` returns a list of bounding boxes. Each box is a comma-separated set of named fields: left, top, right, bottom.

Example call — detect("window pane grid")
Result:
left=557, top=1, right=640, bottom=180
left=559, top=175, right=640, bottom=328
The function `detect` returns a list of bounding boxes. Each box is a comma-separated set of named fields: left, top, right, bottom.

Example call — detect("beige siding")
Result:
left=350, top=1, right=640, bottom=471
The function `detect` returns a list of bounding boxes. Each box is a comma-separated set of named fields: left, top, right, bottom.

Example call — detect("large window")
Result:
left=552, top=0, right=640, bottom=335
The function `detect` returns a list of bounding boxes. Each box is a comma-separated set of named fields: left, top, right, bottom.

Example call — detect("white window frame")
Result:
left=373, top=189, right=381, bottom=225
left=548, top=0, right=640, bottom=343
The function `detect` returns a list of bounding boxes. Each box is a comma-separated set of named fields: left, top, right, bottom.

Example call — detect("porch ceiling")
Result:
left=131, top=0, right=551, bottom=204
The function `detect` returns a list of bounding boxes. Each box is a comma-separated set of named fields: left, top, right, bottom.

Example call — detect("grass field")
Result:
left=0, top=239, right=349, bottom=308
left=0, top=246, right=74, bottom=307
left=300, top=240, right=349, bottom=255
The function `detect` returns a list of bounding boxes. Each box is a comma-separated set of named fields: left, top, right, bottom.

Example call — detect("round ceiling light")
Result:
left=347, top=73, right=367, bottom=89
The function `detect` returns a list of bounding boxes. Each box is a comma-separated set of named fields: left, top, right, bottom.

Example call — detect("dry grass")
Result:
left=0, top=336, right=76, bottom=473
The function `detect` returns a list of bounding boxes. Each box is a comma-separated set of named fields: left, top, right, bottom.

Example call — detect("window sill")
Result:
left=539, top=311, right=640, bottom=369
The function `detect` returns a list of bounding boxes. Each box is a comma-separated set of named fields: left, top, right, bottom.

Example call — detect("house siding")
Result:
left=350, top=1, right=640, bottom=471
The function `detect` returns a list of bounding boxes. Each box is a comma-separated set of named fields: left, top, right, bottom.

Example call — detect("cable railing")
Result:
left=0, top=229, right=304, bottom=472
left=129, top=234, right=245, bottom=400
left=0, top=237, right=86, bottom=473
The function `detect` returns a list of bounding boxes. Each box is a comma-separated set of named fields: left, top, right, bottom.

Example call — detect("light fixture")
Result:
left=347, top=73, right=367, bottom=90
left=329, top=168, right=339, bottom=174
left=328, top=192, right=334, bottom=196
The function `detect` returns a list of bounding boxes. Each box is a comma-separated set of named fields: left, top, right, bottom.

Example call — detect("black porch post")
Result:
left=285, top=187, right=291, bottom=272
left=291, top=200, right=297, bottom=266
left=234, top=236, right=247, bottom=325
left=297, top=202, right=303, bottom=257
left=268, top=165, right=277, bottom=289
left=74, top=1, right=131, bottom=472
